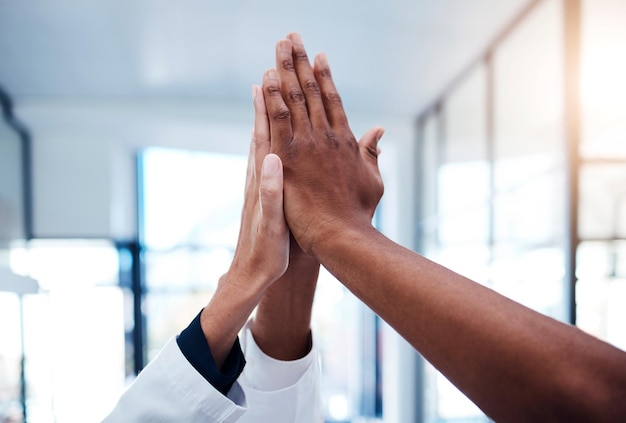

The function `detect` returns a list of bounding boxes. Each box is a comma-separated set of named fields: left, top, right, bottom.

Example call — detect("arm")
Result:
left=262, top=33, right=626, bottom=422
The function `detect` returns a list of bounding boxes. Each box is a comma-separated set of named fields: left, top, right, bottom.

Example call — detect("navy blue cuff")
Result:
left=176, top=310, right=246, bottom=396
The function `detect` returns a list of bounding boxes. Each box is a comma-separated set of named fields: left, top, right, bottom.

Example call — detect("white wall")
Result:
left=19, top=99, right=252, bottom=239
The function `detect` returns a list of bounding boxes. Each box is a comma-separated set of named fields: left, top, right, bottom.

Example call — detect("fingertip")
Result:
left=362, top=126, right=385, bottom=146
left=287, top=32, right=303, bottom=45
left=359, top=126, right=385, bottom=159
left=374, top=126, right=385, bottom=143
left=262, top=153, right=283, bottom=177
left=263, top=68, right=278, bottom=81
left=313, top=53, right=331, bottom=77
left=316, top=53, right=328, bottom=66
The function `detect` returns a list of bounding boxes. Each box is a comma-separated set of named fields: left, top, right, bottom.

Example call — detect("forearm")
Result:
left=251, top=253, right=319, bottom=360
left=200, top=272, right=266, bottom=369
left=313, top=224, right=626, bottom=421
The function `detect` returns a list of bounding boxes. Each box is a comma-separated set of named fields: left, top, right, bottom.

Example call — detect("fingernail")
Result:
left=252, top=85, right=258, bottom=101
left=265, top=69, right=278, bottom=80
left=376, top=129, right=385, bottom=142
left=289, top=33, right=303, bottom=45
left=279, top=39, right=292, bottom=53
left=262, top=154, right=281, bottom=176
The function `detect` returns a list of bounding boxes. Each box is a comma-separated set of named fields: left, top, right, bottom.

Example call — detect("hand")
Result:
left=225, top=85, right=290, bottom=293
left=262, top=33, right=385, bottom=256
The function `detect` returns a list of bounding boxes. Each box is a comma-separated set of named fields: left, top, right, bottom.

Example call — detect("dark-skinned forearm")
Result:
left=251, top=255, right=319, bottom=361
left=312, top=224, right=626, bottom=422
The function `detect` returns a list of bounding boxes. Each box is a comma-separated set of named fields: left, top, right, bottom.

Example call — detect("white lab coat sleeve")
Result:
left=102, top=337, right=248, bottom=423
left=237, top=322, right=323, bottom=422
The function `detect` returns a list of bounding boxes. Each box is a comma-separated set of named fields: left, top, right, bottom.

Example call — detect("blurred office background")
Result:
left=0, top=0, right=625, bottom=422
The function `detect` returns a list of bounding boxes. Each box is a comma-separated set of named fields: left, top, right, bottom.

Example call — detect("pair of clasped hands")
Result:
left=200, top=32, right=383, bottom=367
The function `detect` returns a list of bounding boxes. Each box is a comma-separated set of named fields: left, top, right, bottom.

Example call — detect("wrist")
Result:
left=200, top=271, right=272, bottom=349
left=221, top=265, right=276, bottom=300
left=251, top=259, right=319, bottom=361
left=200, top=276, right=260, bottom=369
left=309, top=219, right=377, bottom=262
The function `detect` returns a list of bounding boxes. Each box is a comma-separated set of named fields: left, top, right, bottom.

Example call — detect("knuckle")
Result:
left=287, top=88, right=305, bottom=104
left=265, top=84, right=282, bottom=97
left=324, top=91, right=343, bottom=106
left=302, top=79, right=320, bottom=95
left=365, top=144, right=378, bottom=158
left=282, top=140, right=299, bottom=163
left=294, top=50, right=309, bottom=63
left=260, top=182, right=281, bottom=198
left=281, top=59, right=295, bottom=72
left=325, top=130, right=339, bottom=148
left=316, top=65, right=332, bottom=79
left=273, top=107, right=291, bottom=121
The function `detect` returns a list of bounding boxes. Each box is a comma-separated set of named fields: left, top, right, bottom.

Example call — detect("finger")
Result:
left=244, top=130, right=255, bottom=194
left=358, top=126, right=385, bottom=164
left=259, top=154, right=286, bottom=228
left=287, top=32, right=329, bottom=130
left=262, top=69, right=294, bottom=154
left=276, top=38, right=311, bottom=133
left=313, top=53, right=349, bottom=129
left=253, top=84, right=271, bottom=175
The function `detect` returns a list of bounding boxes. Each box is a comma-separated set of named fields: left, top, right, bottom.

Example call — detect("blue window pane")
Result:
left=140, top=147, right=247, bottom=250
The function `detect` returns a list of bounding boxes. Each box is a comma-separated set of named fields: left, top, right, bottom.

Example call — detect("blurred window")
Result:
left=7, top=239, right=125, bottom=423
left=581, top=0, right=626, bottom=160
left=416, top=1, right=569, bottom=421
left=576, top=241, right=626, bottom=351
left=427, top=65, right=491, bottom=422
left=491, top=0, right=566, bottom=320
left=576, top=0, right=626, bottom=350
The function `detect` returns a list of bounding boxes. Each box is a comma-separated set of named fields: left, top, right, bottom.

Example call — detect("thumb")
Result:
left=259, top=154, right=285, bottom=222
left=359, top=126, right=384, bottom=161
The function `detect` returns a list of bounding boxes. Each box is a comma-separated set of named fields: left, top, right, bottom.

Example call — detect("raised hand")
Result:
left=262, top=33, right=385, bottom=256
left=227, top=85, right=290, bottom=289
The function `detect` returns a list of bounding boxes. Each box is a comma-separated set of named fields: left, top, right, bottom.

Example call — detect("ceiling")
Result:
left=0, top=0, right=530, bottom=118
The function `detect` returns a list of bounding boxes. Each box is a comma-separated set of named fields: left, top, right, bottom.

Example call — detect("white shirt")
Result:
left=103, top=324, right=322, bottom=422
